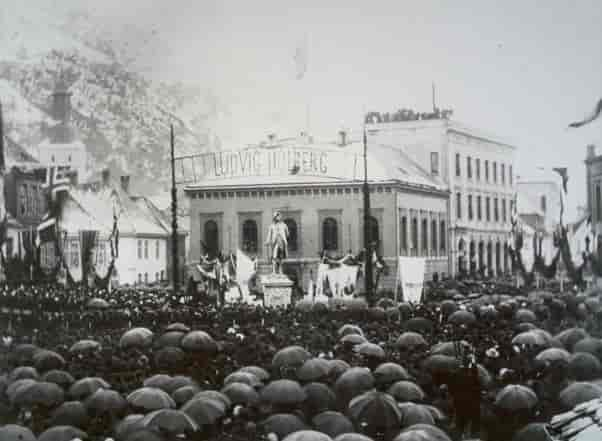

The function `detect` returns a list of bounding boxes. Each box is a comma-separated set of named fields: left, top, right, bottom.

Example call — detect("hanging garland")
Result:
left=509, top=230, right=535, bottom=287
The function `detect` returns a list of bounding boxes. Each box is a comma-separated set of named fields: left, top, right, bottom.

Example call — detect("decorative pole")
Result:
left=363, top=126, right=374, bottom=303
left=170, top=124, right=179, bottom=294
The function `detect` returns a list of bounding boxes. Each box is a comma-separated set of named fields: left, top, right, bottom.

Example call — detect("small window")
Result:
left=144, top=240, right=149, bottom=259
left=467, top=156, right=472, bottom=179
left=51, top=155, right=55, bottom=162
left=322, top=217, right=338, bottom=251
left=138, top=274, right=142, bottom=284
left=155, top=240, right=160, bottom=259
left=456, top=192, right=462, bottom=219
left=68, top=155, right=72, bottom=162
left=468, top=194, right=473, bottom=220
left=284, top=218, right=298, bottom=252
left=494, top=198, right=499, bottom=222
left=493, top=162, right=498, bottom=183
left=486, top=197, right=491, bottom=221
left=137, top=240, right=142, bottom=259
left=509, top=165, right=513, bottom=185
left=144, top=272, right=148, bottom=283
left=430, top=152, right=439, bottom=175
left=421, top=218, right=428, bottom=254
left=501, top=164, right=505, bottom=185
left=455, top=153, right=461, bottom=177
left=541, top=195, right=547, bottom=213
left=476, top=158, right=481, bottom=180
left=400, top=216, right=408, bottom=253
left=485, top=160, right=489, bottom=182
left=440, top=221, right=446, bottom=252
left=431, top=219, right=437, bottom=254
left=411, top=218, right=418, bottom=253
left=502, top=198, right=507, bottom=222
left=477, top=195, right=482, bottom=220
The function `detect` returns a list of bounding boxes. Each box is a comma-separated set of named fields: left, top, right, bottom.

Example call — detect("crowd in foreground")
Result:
left=1, top=279, right=602, bottom=441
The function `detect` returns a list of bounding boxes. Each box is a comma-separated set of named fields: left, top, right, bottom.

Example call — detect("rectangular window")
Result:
left=467, top=156, right=472, bottom=179
left=494, top=198, right=499, bottom=222
left=137, top=240, right=142, bottom=259
left=485, top=160, right=489, bottom=182
left=509, top=165, right=513, bottom=185
left=597, top=184, right=602, bottom=222
left=430, top=152, right=439, bottom=175
left=486, top=197, right=491, bottom=221
left=400, top=216, right=408, bottom=253
left=455, top=153, right=461, bottom=177
left=476, top=158, right=481, bottom=180
left=501, top=164, right=505, bottom=185
left=155, top=240, right=160, bottom=259
left=477, top=195, right=482, bottom=220
left=144, top=240, right=149, bottom=259
left=440, top=221, right=446, bottom=252
left=502, top=198, right=507, bottom=222
left=468, top=194, right=473, bottom=220
left=456, top=192, right=462, bottom=219
left=493, top=162, right=498, bottom=183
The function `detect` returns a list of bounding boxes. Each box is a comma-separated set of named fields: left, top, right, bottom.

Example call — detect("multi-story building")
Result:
left=586, top=144, right=602, bottom=233
left=365, top=110, right=516, bottom=276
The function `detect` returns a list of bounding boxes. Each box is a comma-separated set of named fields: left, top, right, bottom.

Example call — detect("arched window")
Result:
left=431, top=219, right=437, bottom=254
left=421, top=218, right=428, bottom=254
left=284, top=218, right=298, bottom=252
left=400, top=216, right=408, bottom=253
left=144, top=272, right=148, bottom=283
left=322, top=217, right=338, bottom=251
left=540, top=195, right=547, bottom=213
left=367, top=216, right=379, bottom=253
left=411, top=218, right=418, bottom=255
left=204, top=220, right=219, bottom=255
left=440, top=221, right=446, bottom=252
left=242, top=219, right=258, bottom=253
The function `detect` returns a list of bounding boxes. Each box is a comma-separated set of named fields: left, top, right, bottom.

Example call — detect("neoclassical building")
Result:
left=182, top=134, right=450, bottom=290
left=365, top=112, right=516, bottom=276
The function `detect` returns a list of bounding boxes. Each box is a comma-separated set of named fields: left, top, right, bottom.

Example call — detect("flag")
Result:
left=294, top=37, right=308, bottom=80
left=37, top=217, right=56, bottom=243
left=553, top=167, right=568, bottom=226
left=569, top=99, right=602, bottom=128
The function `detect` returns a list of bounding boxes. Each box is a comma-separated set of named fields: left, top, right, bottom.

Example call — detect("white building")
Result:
left=517, top=180, right=561, bottom=232
left=365, top=112, right=516, bottom=277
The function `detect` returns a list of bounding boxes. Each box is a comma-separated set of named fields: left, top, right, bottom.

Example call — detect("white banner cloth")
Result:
left=396, top=257, right=426, bottom=304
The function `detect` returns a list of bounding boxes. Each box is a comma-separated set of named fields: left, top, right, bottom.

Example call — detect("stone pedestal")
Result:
left=261, top=274, right=293, bottom=308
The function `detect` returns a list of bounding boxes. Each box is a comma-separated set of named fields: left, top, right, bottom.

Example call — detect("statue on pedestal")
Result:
left=265, top=211, right=289, bottom=274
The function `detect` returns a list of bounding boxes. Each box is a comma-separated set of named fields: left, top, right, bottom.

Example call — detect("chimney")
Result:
left=587, top=144, right=596, bottom=159
left=338, top=130, right=347, bottom=146
left=120, top=175, right=131, bottom=193
left=51, top=79, right=72, bottom=124
left=101, top=169, right=110, bottom=187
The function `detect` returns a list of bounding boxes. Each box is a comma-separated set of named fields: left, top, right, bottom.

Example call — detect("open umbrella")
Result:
left=340, top=334, right=367, bottom=346
left=193, top=390, right=232, bottom=409
left=534, top=348, right=571, bottom=364
left=398, top=403, right=436, bottom=428
left=558, top=382, right=602, bottom=411
left=166, top=322, right=191, bottom=333
left=144, top=375, right=174, bottom=392
left=224, top=371, right=263, bottom=388
left=155, top=331, right=185, bottom=349
left=338, top=324, right=364, bottom=337
left=239, top=366, right=271, bottom=382
left=494, top=385, right=538, bottom=412
left=120, top=327, right=154, bottom=349
left=573, top=338, right=602, bottom=361
left=85, top=388, right=127, bottom=415
left=395, top=333, right=427, bottom=351
left=124, top=428, right=165, bottom=441
left=33, top=350, right=66, bottom=371
left=356, top=343, right=385, bottom=359
left=568, top=352, right=601, bottom=381
left=37, top=425, right=87, bottom=441
left=261, top=379, right=307, bottom=407
left=329, top=360, right=351, bottom=379
left=87, top=297, right=110, bottom=309
left=49, top=401, right=89, bottom=428
left=394, top=423, right=452, bottom=441
left=12, top=381, right=65, bottom=408
left=221, top=382, right=260, bottom=406
left=373, top=363, right=411, bottom=385
left=387, top=381, right=425, bottom=402
left=181, top=330, right=218, bottom=353
left=512, top=331, right=549, bottom=348
left=42, top=370, right=75, bottom=389
left=421, top=355, right=460, bottom=377
left=171, top=385, right=201, bottom=406
left=9, top=366, right=39, bottom=382
left=448, top=310, right=476, bottom=325
left=0, top=425, right=36, bottom=441
left=283, top=430, right=334, bottom=441
left=114, top=414, right=145, bottom=440
left=140, top=409, right=199, bottom=434
left=181, top=397, right=226, bottom=425
left=348, top=391, right=401, bottom=431
left=515, top=308, right=537, bottom=323
left=69, top=377, right=111, bottom=400
left=334, top=435, right=374, bottom=441
left=334, top=367, right=375, bottom=409
left=166, top=376, right=197, bottom=394
left=313, top=411, right=354, bottom=438
left=404, top=318, right=434, bottom=333
left=513, top=423, right=555, bottom=441
left=273, top=346, right=312, bottom=371
left=304, top=382, right=337, bottom=416
left=154, top=346, right=186, bottom=369
left=70, top=340, right=101, bottom=353
left=5, top=379, right=36, bottom=403
left=555, top=328, right=588, bottom=352
left=431, top=341, right=473, bottom=358
left=127, top=387, right=176, bottom=411
left=262, top=413, right=309, bottom=439
left=297, top=358, right=332, bottom=382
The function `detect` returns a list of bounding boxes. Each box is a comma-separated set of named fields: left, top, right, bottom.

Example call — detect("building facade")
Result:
left=182, top=135, right=450, bottom=291
left=365, top=112, right=516, bottom=277
left=586, top=145, right=602, bottom=232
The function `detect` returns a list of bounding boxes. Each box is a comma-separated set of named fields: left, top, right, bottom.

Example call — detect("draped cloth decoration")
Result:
left=96, top=214, right=119, bottom=290
left=395, top=257, right=426, bottom=303
left=79, top=230, right=98, bottom=286
left=509, top=230, right=535, bottom=287
left=558, top=227, right=586, bottom=286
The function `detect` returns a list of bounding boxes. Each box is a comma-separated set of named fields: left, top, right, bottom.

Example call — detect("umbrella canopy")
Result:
left=555, top=328, right=588, bottom=351
left=338, top=324, right=364, bottom=337
left=33, top=350, right=66, bottom=371
left=166, top=322, right=191, bottom=332
left=85, top=388, right=127, bottom=415
left=124, top=428, right=165, bottom=441
left=120, top=327, right=154, bottom=349
left=298, top=358, right=333, bottom=382
left=534, top=348, right=571, bottom=364
left=221, top=382, right=260, bottom=406
left=329, top=360, right=351, bottom=379
left=155, top=331, right=185, bottom=349
left=37, top=425, right=87, bottom=441
left=334, top=435, right=374, bottom=441
left=421, top=355, right=461, bottom=377
left=373, top=363, right=412, bottom=385
left=515, top=308, right=537, bottom=323
left=140, top=409, right=199, bottom=434
left=6, top=379, right=37, bottom=403
left=87, top=297, right=110, bottom=309
left=348, top=391, right=402, bottom=431
left=304, top=382, right=337, bottom=416
left=273, top=346, right=312, bottom=371
left=193, top=390, right=232, bottom=409
left=568, top=352, right=601, bottom=381
left=9, top=366, right=39, bottom=382
left=387, top=381, right=425, bottom=402
left=166, top=376, right=197, bottom=394
left=127, top=387, right=176, bottom=411
left=69, top=340, right=101, bottom=353
left=313, top=411, right=355, bottom=438
left=430, top=341, right=473, bottom=358
left=114, top=414, right=145, bottom=440
left=262, top=413, right=309, bottom=439
left=238, top=366, right=271, bottom=382
left=0, top=425, right=36, bottom=441
left=154, top=346, right=186, bottom=369
left=494, top=385, right=538, bottom=412
left=261, top=379, right=307, bottom=407
left=181, top=330, right=218, bottom=353
left=573, top=338, right=602, bottom=361
left=181, top=397, right=226, bottom=426
left=558, top=382, right=602, bottom=411
left=171, top=385, right=201, bottom=406
left=283, top=430, right=334, bottom=441
left=393, top=423, right=452, bottom=441
left=356, top=343, right=386, bottom=359
left=513, top=423, right=554, bottom=441
left=144, top=374, right=174, bottom=392
left=448, top=310, right=476, bottom=325
left=398, top=403, right=436, bottom=428
left=334, top=367, right=375, bottom=408
left=440, top=300, right=458, bottom=315
left=12, top=381, right=65, bottom=408
left=404, top=318, right=434, bottom=333
left=13, top=344, right=41, bottom=364
left=340, top=334, right=367, bottom=346
left=41, top=370, right=75, bottom=389
left=49, top=401, right=89, bottom=428
left=512, top=331, right=549, bottom=348
left=69, top=377, right=111, bottom=400
left=224, top=371, right=263, bottom=388
left=395, top=332, right=427, bottom=351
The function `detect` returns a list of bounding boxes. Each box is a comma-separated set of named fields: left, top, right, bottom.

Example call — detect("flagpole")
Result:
left=170, top=124, right=179, bottom=294
left=363, top=124, right=374, bottom=304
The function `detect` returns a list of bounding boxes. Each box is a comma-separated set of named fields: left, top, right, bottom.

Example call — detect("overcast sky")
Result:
left=24, top=0, right=602, bottom=217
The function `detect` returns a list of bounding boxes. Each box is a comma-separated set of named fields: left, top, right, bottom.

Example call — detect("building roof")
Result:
left=183, top=139, right=446, bottom=194
left=548, top=397, right=602, bottom=441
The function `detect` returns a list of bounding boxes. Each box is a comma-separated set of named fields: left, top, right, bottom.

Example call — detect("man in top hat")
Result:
left=265, top=211, right=289, bottom=274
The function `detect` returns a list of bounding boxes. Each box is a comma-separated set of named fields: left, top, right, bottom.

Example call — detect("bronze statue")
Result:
left=265, top=211, right=289, bottom=274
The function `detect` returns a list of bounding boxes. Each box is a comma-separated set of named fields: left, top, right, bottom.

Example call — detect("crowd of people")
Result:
left=0, top=278, right=601, bottom=441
